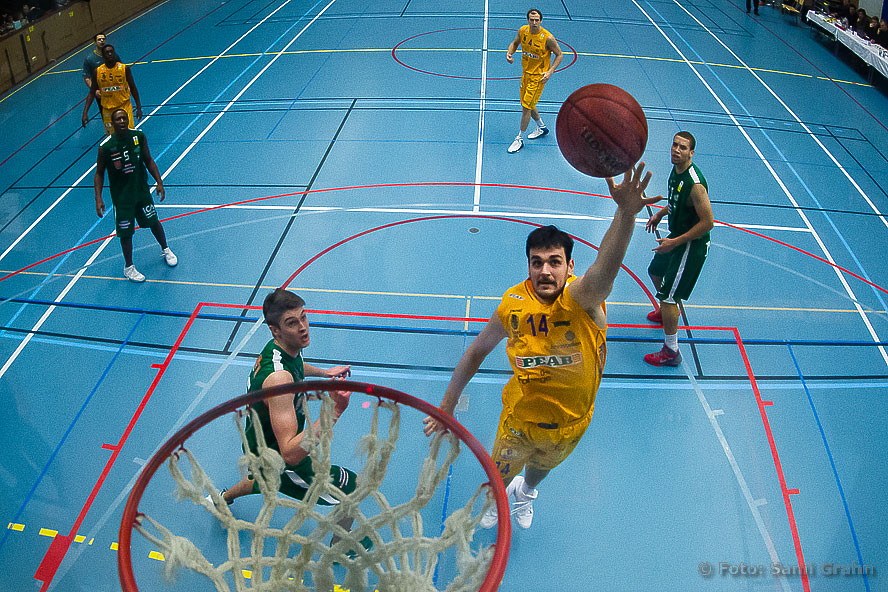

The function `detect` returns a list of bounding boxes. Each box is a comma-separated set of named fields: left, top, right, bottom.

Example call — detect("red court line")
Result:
left=731, top=327, right=810, bottom=592
left=4, top=182, right=886, bottom=300
left=309, top=309, right=489, bottom=323
left=35, top=304, right=811, bottom=591
left=729, top=0, right=888, bottom=135
left=391, top=27, right=578, bottom=80
left=0, top=101, right=87, bottom=168
left=34, top=302, right=206, bottom=590
left=280, top=214, right=658, bottom=305
left=0, top=1, right=227, bottom=169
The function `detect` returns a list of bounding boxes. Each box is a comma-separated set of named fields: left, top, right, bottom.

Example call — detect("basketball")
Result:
left=556, top=83, right=648, bottom=178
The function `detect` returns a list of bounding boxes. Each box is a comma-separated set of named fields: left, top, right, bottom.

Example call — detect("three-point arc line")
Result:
left=31, top=247, right=811, bottom=590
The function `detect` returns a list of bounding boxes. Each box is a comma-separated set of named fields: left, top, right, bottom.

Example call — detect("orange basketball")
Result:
left=556, top=84, right=648, bottom=178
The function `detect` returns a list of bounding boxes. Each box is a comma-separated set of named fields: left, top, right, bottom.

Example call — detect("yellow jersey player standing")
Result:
left=424, top=164, right=661, bottom=529
left=81, top=44, right=143, bottom=135
left=506, top=8, right=563, bottom=153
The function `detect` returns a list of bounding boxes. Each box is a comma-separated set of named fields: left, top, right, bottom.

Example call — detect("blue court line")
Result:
left=786, top=344, right=870, bottom=592
left=4, top=296, right=888, bottom=345
left=638, top=0, right=888, bottom=319
left=0, top=215, right=107, bottom=330
left=152, top=0, right=331, bottom=163
left=0, top=313, right=145, bottom=554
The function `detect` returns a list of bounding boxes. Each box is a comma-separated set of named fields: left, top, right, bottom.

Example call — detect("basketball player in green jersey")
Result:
left=93, top=109, right=177, bottom=282
left=216, top=289, right=370, bottom=550
left=644, top=131, right=714, bottom=366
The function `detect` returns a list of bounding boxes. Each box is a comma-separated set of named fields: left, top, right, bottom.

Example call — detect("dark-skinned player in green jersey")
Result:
left=94, top=108, right=177, bottom=282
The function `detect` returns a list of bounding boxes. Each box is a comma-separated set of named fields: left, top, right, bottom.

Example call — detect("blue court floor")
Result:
left=1, top=0, right=887, bottom=591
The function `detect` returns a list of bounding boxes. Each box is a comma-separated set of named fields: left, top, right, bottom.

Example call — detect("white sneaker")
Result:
left=507, top=137, right=524, bottom=153
left=161, top=247, right=178, bottom=267
left=507, top=475, right=537, bottom=529
left=480, top=501, right=499, bottom=529
left=204, top=488, right=233, bottom=508
left=123, top=265, right=146, bottom=283
left=528, top=126, right=549, bottom=139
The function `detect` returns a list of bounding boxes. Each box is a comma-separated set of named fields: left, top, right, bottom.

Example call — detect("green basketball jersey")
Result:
left=101, top=130, right=150, bottom=208
left=245, top=339, right=307, bottom=467
left=666, top=163, right=709, bottom=240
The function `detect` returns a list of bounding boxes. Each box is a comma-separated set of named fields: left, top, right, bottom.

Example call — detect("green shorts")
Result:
left=250, top=458, right=357, bottom=506
left=113, top=194, right=158, bottom=238
left=648, top=236, right=709, bottom=303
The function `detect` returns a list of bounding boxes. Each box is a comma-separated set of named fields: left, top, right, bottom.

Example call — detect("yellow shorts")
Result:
left=489, top=407, right=593, bottom=484
left=519, top=74, right=546, bottom=110
left=101, top=102, right=134, bottom=135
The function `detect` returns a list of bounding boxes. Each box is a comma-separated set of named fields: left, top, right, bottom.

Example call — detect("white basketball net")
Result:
left=133, top=390, right=496, bottom=592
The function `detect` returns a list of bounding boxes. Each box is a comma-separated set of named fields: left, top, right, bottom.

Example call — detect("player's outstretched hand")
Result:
left=645, top=208, right=666, bottom=232
left=605, top=162, right=662, bottom=215
left=95, top=199, right=105, bottom=218
left=422, top=415, right=447, bottom=437
left=331, top=389, right=351, bottom=415
left=324, top=365, right=351, bottom=379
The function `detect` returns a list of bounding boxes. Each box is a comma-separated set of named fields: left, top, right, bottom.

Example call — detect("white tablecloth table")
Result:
left=806, top=11, right=888, bottom=81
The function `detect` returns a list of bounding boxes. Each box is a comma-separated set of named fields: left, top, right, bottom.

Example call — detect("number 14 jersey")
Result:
left=496, top=276, right=607, bottom=426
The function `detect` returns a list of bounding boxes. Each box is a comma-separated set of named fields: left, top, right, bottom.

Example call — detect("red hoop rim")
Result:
left=118, top=380, right=511, bottom=592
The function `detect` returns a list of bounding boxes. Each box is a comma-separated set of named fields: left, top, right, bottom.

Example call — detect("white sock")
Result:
left=520, top=479, right=535, bottom=495
left=664, top=332, right=678, bottom=351
left=535, top=118, right=545, bottom=129
left=516, top=131, right=524, bottom=139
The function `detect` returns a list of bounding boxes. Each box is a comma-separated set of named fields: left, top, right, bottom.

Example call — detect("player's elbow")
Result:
left=280, top=444, right=307, bottom=466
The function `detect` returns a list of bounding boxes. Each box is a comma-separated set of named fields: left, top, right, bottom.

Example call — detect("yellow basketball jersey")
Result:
left=518, top=25, right=553, bottom=76
left=496, top=276, right=607, bottom=425
left=96, top=62, right=131, bottom=111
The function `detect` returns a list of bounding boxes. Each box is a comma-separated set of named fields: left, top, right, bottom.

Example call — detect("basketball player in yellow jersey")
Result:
left=424, top=164, right=661, bottom=529
left=505, top=8, right=563, bottom=153
left=81, top=44, right=143, bottom=135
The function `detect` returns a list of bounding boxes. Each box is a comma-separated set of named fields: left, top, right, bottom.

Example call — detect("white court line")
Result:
left=672, top=1, right=888, bottom=232
left=679, top=358, right=792, bottom=592
left=161, top=0, right=338, bottom=179
left=0, top=0, right=297, bottom=266
left=0, top=237, right=114, bottom=380
left=154, top=203, right=814, bottom=232
left=472, top=0, right=489, bottom=212
left=48, top=316, right=267, bottom=590
left=630, top=0, right=888, bottom=366
left=0, top=0, right=304, bottom=383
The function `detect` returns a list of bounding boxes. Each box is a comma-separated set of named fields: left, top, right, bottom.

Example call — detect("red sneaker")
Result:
left=646, top=308, right=662, bottom=324
left=644, top=345, right=682, bottom=367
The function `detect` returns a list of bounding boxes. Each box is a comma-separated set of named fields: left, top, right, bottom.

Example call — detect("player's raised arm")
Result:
left=423, top=314, right=508, bottom=436
left=570, top=163, right=662, bottom=311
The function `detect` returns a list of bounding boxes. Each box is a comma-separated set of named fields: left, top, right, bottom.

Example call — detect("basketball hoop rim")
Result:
left=118, top=380, right=511, bottom=592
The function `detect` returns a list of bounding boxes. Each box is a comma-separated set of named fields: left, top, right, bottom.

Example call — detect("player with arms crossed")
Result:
left=424, top=165, right=660, bottom=528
